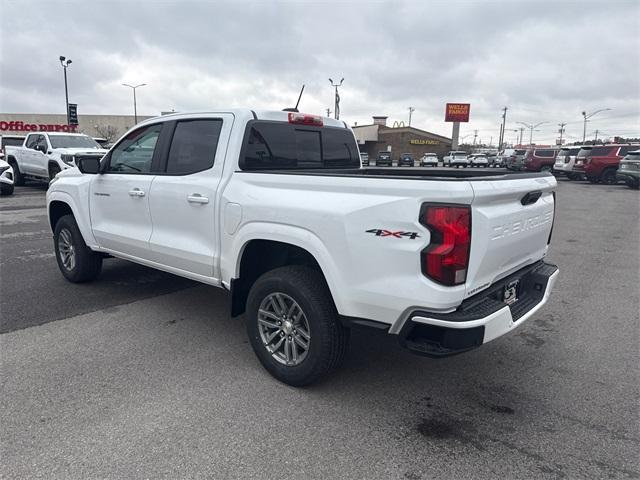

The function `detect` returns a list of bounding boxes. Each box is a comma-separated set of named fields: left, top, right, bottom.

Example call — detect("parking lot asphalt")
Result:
left=1, top=175, right=638, bottom=479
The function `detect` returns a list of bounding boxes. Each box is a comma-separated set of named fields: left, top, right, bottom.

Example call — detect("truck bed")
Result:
left=239, top=167, right=551, bottom=181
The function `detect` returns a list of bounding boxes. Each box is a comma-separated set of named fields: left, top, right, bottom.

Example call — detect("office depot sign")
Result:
left=445, top=103, right=470, bottom=122
left=0, top=120, right=78, bottom=132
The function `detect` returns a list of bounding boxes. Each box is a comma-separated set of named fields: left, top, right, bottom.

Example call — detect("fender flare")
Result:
left=223, top=222, right=347, bottom=313
left=47, top=190, right=98, bottom=248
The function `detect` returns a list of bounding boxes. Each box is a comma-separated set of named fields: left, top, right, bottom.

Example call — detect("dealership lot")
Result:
left=1, top=177, right=638, bottom=479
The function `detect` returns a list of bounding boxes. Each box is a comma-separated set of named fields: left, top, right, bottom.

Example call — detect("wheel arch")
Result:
left=47, top=191, right=98, bottom=248
left=228, top=232, right=342, bottom=318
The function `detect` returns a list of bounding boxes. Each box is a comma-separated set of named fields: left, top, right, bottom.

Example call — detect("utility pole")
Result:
left=594, top=129, right=599, bottom=141
left=408, top=106, right=415, bottom=127
left=473, top=129, right=478, bottom=146
left=517, top=127, right=524, bottom=146
left=498, top=107, right=508, bottom=151
left=328, top=78, right=344, bottom=120
left=326, top=108, right=332, bottom=117
left=59, top=56, right=72, bottom=124
left=558, top=122, right=567, bottom=146
left=582, top=108, right=611, bottom=143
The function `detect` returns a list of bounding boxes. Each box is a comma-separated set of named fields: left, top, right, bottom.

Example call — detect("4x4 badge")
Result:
left=366, top=229, right=420, bottom=239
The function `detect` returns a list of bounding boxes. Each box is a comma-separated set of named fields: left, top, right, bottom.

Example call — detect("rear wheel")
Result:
left=54, top=214, right=102, bottom=283
left=9, top=160, right=24, bottom=186
left=600, top=168, right=618, bottom=185
left=246, top=265, right=349, bottom=386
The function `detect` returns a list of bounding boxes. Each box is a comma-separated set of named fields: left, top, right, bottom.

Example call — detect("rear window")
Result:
left=514, top=149, right=527, bottom=155
left=534, top=149, right=556, bottom=157
left=240, top=122, right=359, bottom=170
left=559, top=147, right=580, bottom=156
left=619, top=145, right=640, bottom=156
left=1, top=137, right=24, bottom=147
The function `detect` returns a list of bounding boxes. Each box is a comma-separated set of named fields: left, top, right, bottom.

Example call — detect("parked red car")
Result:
left=573, top=145, right=640, bottom=184
left=523, top=148, right=559, bottom=172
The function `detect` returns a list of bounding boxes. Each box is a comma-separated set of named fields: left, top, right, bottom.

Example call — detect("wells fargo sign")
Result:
left=409, top=139, right=439, bottom=145
left=445, top=103, right=470, bottom=123
left=0, top=121, right=78, bottom=132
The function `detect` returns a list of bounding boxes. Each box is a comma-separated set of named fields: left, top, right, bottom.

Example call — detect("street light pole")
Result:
left=517, top=121, right=548, bottom=145
left=122, top=83, right=147, bottom=124
left=408, top=106, right=415, bottom=127
left=582, top=108, right=611, bottom=143
left=59, top=56, right=72, bottom=125
left=328, top=78, right=344, bottom=120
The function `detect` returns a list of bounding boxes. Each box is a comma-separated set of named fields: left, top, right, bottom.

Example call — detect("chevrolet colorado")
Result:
left=46, top=109, right=559, bottom=386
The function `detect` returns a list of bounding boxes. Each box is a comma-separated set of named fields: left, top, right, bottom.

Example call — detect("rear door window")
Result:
left=534, top=149, right=555, bottom=157
left=241, top=122, right=359, bottom=170
left=618, top=146, right=640, bottom=156
left=165, top=119, right=223, bottom=174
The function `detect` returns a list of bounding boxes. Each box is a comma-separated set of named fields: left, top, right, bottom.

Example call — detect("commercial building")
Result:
left=353, top=116, right=452, bottom=160
left=0, top=113, right=154, bottom=143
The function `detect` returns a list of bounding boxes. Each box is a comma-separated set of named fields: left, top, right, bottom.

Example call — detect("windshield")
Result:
left=49, top=135, right=101, bottom=149
left=2, top=137, right=24, bottom=147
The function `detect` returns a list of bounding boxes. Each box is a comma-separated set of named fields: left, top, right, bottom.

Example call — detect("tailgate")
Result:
left=465, top=175, right=556, bottom=297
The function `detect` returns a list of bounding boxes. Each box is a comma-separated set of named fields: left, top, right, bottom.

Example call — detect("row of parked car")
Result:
left=361, top=151, right=501, bottom=168
left=502, top=144, right=640, bottom=189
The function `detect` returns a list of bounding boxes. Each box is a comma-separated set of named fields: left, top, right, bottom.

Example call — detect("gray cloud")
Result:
left=2, top=0, right=639, bottom=144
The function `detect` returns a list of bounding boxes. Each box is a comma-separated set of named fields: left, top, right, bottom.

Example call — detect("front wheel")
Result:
left=9, top=161, right=24, bottom=186
left=246, top=266, right=349, bottom=386
left=0, top=183, right=14, bottom=195
left=54, top=214, right=103, bottom=282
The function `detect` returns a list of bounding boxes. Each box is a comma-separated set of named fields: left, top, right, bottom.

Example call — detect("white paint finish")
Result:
left=47, top=108, right=558, bottom=334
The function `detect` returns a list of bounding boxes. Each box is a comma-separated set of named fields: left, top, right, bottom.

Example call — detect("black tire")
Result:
left=54, top=214, right=102, bottom=283
left=627, top=179, right=640, bottom=190
left=246, top=265, right=349, bottom=386
left=49, top=163, right=61, bottom=181
left=588, top=176, right=599, bottom=184
left=600, top=168, right=618, bottom=185
left=9, top=160, right=24, bottom=186
left=541, top=165, right=552, bottom=173
left=0, top=183, right=14, bottom=195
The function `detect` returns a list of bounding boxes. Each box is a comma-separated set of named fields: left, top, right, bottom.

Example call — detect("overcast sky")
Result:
left=1, top=0, right=639, bottom=144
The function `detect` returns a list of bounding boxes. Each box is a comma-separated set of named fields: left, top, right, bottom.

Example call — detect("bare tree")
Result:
left=94, top=125, right=120, bottom=143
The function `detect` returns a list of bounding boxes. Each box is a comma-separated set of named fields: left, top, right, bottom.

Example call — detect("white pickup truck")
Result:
left=46, top=109, right=559, bottom=386
left=6, top=132, right=107, bottom=185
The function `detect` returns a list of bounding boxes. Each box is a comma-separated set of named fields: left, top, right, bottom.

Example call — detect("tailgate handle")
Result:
left=521, top=191, right=542, bottom=206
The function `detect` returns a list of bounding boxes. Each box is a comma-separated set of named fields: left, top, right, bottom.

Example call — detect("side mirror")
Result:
left=35, top=144, right=47, bottom=153
left=77, top=157, right=101, bottom=174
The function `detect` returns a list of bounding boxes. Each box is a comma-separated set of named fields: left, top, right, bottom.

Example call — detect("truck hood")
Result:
left=53, top=148, right=108, bottom=156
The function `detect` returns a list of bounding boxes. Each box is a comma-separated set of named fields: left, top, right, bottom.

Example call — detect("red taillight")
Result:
left=420, top=204, right=471, bottom=286
left=288, top=112, right=323, bottom=126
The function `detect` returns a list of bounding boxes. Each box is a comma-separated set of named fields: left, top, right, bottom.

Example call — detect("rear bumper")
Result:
left=616, top=170, right=640, bottom=182
left=397, top=261, right=559, bottom=357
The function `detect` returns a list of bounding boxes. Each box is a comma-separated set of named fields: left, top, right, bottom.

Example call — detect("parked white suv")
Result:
left=47, top=109, right=559, bottom=385
left=553, top=146, right=581, bottom=179
left=444, top=150, right=469, bottom=167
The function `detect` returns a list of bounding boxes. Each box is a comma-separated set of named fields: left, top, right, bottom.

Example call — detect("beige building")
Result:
left=0, top=113, right=155, bottom=143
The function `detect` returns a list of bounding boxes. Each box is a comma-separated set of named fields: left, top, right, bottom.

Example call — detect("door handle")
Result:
left=128, top=188, right=145, bottom=197
left=187, top=193, right=209, bottom=204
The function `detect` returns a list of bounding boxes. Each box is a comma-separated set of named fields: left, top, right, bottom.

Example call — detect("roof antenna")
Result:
left=283, top=84, right=305, bottom=112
